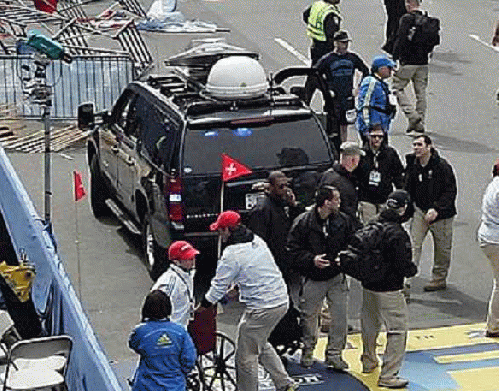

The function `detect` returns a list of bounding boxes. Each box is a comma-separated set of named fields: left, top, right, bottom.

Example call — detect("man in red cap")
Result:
left=151, top=240, right=199, bottom=328
left=199, top=210, right=297, bottom=391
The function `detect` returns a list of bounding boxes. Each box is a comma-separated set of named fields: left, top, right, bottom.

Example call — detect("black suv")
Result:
left=81, top=42, right=334, bottom=283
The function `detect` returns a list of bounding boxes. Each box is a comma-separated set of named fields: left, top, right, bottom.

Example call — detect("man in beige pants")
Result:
left=392, top=0, right=440, bottom=134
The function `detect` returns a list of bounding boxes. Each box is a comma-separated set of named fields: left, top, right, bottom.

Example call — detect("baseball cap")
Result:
left=386, top=190, right=410, bottom=208
left=371, top=55, right=396, bottom=72
left=333, top=30, right=351, bottom=42
left=209, top=211, right=241, bottom=231
left=168, top=241, right=200, bottom=261
left=340, top=141, right=365, bottom=156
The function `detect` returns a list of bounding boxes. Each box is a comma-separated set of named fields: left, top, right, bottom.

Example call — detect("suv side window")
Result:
left=111, top=89, right=136, bottom=131
left=135, top=95, right=178, bottom=169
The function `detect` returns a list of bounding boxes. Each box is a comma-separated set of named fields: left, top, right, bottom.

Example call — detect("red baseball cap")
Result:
left=209, top=211, right=241, bottom=231
left=168, top=241, right=200, bottom=261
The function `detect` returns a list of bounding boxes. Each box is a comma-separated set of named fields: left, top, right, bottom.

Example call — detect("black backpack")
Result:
left=338, top=222, right=388, bottom=285
left=407, top=12, right=440, bottom=50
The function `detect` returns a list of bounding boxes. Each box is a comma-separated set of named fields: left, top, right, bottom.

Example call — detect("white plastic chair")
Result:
left=0, top=311, right=19, bottom=361
left=2, top=335, right=72, bottom=391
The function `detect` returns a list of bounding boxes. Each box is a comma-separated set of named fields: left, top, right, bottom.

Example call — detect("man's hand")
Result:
left=424, top=208, right=438, bottom=224
left=285, top=188, right=298, bottom=207
left=314, top=254, right=330, bottom=269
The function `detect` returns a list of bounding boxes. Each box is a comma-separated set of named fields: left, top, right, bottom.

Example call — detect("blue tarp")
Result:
left=0, top=147, right=122, bottom=391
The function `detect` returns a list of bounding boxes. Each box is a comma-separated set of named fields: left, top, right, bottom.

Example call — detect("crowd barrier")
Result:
left=0, top=146, right=121, bottom=391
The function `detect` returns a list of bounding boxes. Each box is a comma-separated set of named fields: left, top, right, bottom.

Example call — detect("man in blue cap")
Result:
left=356, top=56, right=397, bottom=145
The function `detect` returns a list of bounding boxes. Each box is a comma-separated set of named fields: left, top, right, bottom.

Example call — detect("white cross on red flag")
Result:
left=221, top=153, right=253, bottom=182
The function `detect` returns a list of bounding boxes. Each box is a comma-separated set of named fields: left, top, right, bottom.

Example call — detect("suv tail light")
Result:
left=166, top=176, right=183, bottom=222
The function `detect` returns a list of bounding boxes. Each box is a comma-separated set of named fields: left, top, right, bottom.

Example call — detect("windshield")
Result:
left=182, top=116, right=330, bottom=175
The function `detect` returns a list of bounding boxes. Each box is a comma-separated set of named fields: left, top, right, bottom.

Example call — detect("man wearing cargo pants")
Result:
left=404, top=135, right=457, bottom=292
left=287, top=186, right=355, bottom=370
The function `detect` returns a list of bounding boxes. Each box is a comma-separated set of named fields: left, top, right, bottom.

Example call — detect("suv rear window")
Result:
left=183, top=116, right=330, bottom=174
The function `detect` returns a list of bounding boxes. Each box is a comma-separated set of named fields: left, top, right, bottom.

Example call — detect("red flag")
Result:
left=73, top=170, right=87, bottom=202
left=221, top=154, right=252, bottom=182
left=33, top=0, right=58, bottom=13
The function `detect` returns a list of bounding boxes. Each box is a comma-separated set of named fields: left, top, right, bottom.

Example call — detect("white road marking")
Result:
left=274, top=38, right=311, bottom=66
left=469, top=34, right=499, bottom=52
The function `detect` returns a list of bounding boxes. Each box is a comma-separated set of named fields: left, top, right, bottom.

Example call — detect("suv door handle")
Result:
left=111, top=145, right=119, bottom=154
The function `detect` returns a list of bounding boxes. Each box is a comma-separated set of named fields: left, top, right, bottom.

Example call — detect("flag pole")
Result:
left=74, top=192, right=82, bottom=300
left=217, top=180, right=224, bottom=259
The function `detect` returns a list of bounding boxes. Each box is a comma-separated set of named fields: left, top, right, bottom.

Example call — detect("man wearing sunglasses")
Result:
left=248, top=171, right=303, bottom=306
left=357, top=124, right=405, bottom=225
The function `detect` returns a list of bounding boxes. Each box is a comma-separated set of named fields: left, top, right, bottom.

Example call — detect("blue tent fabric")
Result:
left=0, top=147, right=121, bottom=391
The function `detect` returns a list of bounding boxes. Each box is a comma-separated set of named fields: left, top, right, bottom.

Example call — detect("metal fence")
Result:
left=0, top=55, right=135, bottom=119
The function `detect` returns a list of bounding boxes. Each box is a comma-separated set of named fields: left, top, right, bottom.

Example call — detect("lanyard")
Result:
left=171, top=266, right=194, bottom=305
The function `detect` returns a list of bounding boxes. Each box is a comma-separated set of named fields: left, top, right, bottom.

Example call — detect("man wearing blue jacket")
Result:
left=356, top=56, right=397, bottom=144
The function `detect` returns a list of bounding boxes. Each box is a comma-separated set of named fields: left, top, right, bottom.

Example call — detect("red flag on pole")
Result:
left=221, top=154, right=252, bottom=182
left=73, top=170, right=87, bottom=201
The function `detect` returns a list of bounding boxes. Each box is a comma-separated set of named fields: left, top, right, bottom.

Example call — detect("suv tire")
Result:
left=90, top=156, right=110, bottom=218
left=142, top=213, right=167, bottom=280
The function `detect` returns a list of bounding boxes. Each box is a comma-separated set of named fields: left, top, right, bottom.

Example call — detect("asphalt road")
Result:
left=5, top=0, right=499, bottom=383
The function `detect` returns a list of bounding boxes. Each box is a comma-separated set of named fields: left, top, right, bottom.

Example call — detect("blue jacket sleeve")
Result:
left=180, top=331, right=197, bottom=375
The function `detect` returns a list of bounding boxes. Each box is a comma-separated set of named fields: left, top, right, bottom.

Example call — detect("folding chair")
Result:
left=0, top=311, right=20, bottom=361
left=2, top=335, right=72, bottom=391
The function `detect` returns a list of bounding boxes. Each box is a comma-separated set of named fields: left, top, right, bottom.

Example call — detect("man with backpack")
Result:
left=392, top=0, right=440, bottom=134
left=287, top=186, right=355, bottom=370
left=337, top=190, right=417, bottom=389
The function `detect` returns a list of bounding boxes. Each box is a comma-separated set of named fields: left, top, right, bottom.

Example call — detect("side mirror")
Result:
left=77, top=102, right=94, bottom=130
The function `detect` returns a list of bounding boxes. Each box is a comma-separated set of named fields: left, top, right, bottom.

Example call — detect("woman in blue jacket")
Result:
left=129, top=290, right=196, bottom=391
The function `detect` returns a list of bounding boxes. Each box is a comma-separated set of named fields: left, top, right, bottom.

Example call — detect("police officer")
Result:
left=303, top=0, right=342, bottom=104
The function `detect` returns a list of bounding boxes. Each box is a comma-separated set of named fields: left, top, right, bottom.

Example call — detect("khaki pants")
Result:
left=236, top=302, right=292, bottom=391
left=410, top=207, right=453, bottom=281
left=479, top=242, right=499, bottom=333
left=361, top=289, right=408, bottom=379
left=299, top=274, right=348, bottom=359
left=393, top=64, right=429, bottom=124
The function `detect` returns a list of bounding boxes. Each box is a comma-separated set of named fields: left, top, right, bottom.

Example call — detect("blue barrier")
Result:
left=0, top=147, right=122, bottom=391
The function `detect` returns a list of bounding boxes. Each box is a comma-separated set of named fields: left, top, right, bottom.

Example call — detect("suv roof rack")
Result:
left=144, top=39, right=307, bottom=113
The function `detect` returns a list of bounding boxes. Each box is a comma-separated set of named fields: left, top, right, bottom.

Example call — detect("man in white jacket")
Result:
left=151, top=240, right=199, bottom=328
left=198, top=211, right=297, bottom=391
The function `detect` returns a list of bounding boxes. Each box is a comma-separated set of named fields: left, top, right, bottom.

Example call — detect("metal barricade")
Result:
left=0, top=55, right=135, bottom=119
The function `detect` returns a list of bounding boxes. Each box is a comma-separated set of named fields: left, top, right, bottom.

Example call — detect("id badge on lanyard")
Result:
left=369, top=170, right=381, bottom=186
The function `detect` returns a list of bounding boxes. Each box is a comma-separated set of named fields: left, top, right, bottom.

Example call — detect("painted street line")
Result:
left=275, top=38, right=311, bottom=66
left=469, top=34, right=499, bottom=53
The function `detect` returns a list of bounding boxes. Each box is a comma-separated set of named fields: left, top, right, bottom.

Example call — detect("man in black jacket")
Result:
left=287, top=186, right=355, bottom=370
left=247, top=171, right=303, bottom=306
left=392, top=0, right=440, bottom=134
left=341, top=190, right=417, bottom=389
left=315, top=30, right=369, bottom=147
left=405, top=135, right=457, bottom=292
left=357, top=125, right=404, bottom=224
left=318, top=141, right=364, bottom=227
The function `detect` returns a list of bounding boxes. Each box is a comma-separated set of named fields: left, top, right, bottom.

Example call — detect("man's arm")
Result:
left=432, top=162, right=457, bottom=218
left=286, top=217, right=316, bottom=274
left=202, top=252, right=239, bottom=306
left=392, top=13, right=412, bottom=61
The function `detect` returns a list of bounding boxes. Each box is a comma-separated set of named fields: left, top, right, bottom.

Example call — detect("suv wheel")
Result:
left=142, top=214, right=167, bottom=280
left=90, top=157, right=110, bottom=218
